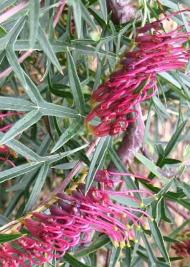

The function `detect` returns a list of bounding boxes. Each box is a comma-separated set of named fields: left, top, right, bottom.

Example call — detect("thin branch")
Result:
left=117, top=104, right=145, bottom=165
left=109, top=104, right=145, bottom=172
left=53, top=0, right=66, bottom=28
left=54, top=138, right=100, bottom=193
left=0, top=1, right=28, bottom=24
left=0, top=50, right=33, bottom=80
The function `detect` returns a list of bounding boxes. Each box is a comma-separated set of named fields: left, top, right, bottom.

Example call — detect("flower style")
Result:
left=0, top=174, right=151, bottom=266
left=86, top=18, right=190, bottom=136
left=95, top=169, right=151, bottom=186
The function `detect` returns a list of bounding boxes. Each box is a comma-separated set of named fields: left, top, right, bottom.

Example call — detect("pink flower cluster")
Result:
left=86, top=20, right=190, bottom=136
left=0, top=174, right=151, bottom=266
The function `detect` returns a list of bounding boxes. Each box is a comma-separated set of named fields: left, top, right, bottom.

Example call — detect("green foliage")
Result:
left=0, top=0, right=190, bottom=266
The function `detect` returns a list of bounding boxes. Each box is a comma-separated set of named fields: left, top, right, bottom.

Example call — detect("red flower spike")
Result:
left=86, top=18, right=190, bottom=136
left=0, top=173, right=151, bottom=266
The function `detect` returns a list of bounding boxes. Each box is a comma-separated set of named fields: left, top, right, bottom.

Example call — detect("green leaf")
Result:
left=6, top=47, right=27, bottom=85
left=110, top=195, right=140, bottom=208
left=162, top=158, right=181, bottom=165
left=0, top=162, right=42, bottom=183
left=63, top=254, right=93, bottom=267
left=5, top=52, right=43, bottom=103
left=14, top=40, right=116, bottom=58
left=37, top=24, right=62, bottom=73
left=156, top=179, right=174, bottom=199
left=52, top=162, right=77, bottom=170
left=0, top=25, right=7, bottom=38
left=5, top=16, right=26, bottom=47
left=0, top=35, right=9, bottom=52
left=180, top=0, right=190, bottom=6
left=0, top=109, right=42, bottom=145
left=158, top=198, right=172, bottom=223
left=99, top=0, right=107, bottom=22
left=153, top=96, right=169, bottom=119
left=0, top=0, right=17, bottom=11
left=0, top=132, right=41, bottom=161
left=130, top=231, right=141, bottom=266
left=80, top=1, right=97, bottom=30
left=145, top=230, right=177, bottom=243
left=39, top=102, right=79, bottom=118
left=177, top=72, right=190, bottom=89
left=159, top=0, right=179, bottom=9
left=44, top=144, right=88, bottom=163
left=6, top=17, right=26, bottom=84
left=175, top=180, right=190, bottom=199
left=0, top=233, right=23, bottom=244
left=159, top=72, right=181, bottom=89
left=0, top=97, right=34, bottom=111
left=109, top=247, right=121, bottom=267
left=6, top=137, right=51, bottom=194
left=89, top=8, right=107, bottom=29
left=51, top=119, right=83, bottom=153
left=29, top=0, right=40, bottom=48
left=23, top=162, right=50, bottom=212
left=24, top=73, right=44, bottom=104
left=85, top=136, right=111, bottom=193
left=75, top=235, right=110, bottom=257
left=67, top=50, right=85, bottom=114
left=141, top=232, right=159, bottom=266
left=149, top=220, right=170, bottom=264
left=149, top=121, right=187, bottom=180
left=69, top=139, right=90, bottom=166
left=7, top=170, right=39, bottom=192
left=6, top=29, right=43, bottom=104
left=135, top=152, right=168, bottom=183
left=164, top=121, right=186, bottom=158
left=68, top=0, right=82, bottom=38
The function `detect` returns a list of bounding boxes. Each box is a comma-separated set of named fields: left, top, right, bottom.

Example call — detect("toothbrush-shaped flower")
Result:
left=86, top=18, right=190, bottom=136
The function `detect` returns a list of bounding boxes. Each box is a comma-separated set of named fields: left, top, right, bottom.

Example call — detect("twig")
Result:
left=54, top=138, right=100, bottom=193
left=109, top=104, right=145, bottom=172
left=0, top=1, right=28, bottom=24
left=117, top=104, right=145, bottom=165
left=53, top=0, right=66, bottom=28
left=0, top=50, right=33, bottom=80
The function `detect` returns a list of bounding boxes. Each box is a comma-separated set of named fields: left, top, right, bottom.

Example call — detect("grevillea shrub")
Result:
left=0, top=1, right=190, bottom=267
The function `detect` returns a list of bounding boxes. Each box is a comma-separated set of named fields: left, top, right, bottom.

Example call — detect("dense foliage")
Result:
left=0, top=0, right=190, bottom=266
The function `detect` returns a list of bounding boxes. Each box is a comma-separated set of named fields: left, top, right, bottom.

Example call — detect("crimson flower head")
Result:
left=86, top=17, right=190, bottom=136
left=0, top=172, right=151, bottom=266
